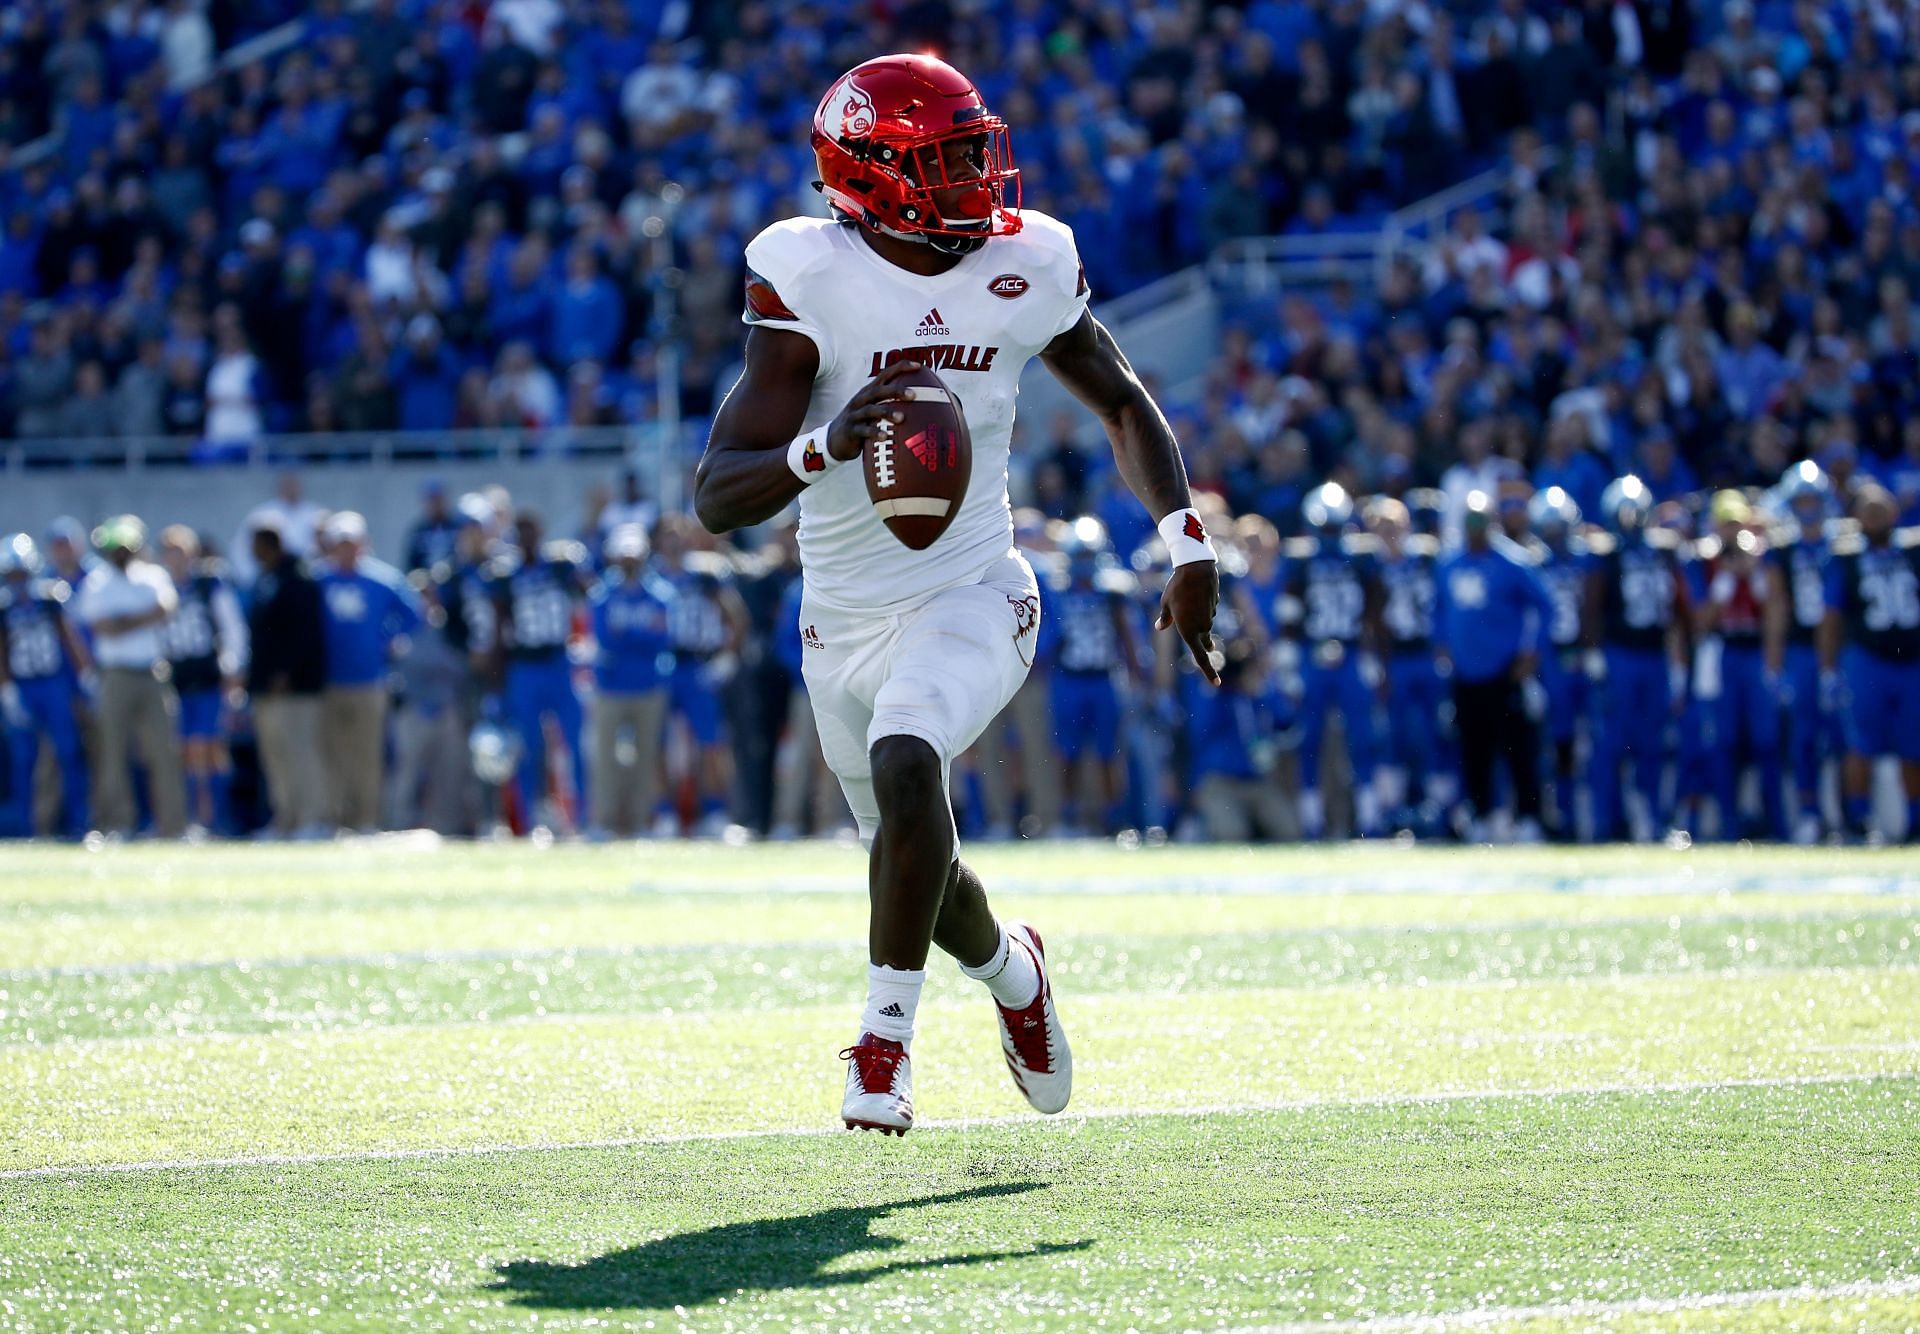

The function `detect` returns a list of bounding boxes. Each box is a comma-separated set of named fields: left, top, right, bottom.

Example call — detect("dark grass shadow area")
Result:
left=491, top=1182, right=1093, bottom=1312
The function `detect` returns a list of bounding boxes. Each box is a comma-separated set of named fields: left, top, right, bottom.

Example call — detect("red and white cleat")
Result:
left=995, top=923, right=1073, bottom=1114
left=841, top=1033, right=913, bottom=1135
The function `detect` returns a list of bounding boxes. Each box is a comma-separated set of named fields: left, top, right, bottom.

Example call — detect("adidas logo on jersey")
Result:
left=802, top=624, right=825, bottom=650
left=914, top=308, right=951, bottom=338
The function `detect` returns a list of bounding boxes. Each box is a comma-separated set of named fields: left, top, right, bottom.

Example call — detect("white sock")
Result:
left=859, top=963, right=925, bottom=1046
left=959, top=924, right=1040, bottom=1008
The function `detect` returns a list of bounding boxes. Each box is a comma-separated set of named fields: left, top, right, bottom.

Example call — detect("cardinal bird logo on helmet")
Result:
left=836, top=84, right=876, bottom=138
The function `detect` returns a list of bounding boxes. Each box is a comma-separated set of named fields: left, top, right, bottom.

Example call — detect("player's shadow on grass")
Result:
left=491, top=1181, right=1091, bottom=1312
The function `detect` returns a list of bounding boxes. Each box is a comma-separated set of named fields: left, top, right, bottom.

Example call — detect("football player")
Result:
left=1764, top=462, right=1837, bottom=843
left=1522, top=488, right=1590, bottom=839
left=1366, top=496, right=1450, bottom=834
left=651, top=514, right=748, bottom=837
left=156, top=526, right=248, bottom=835
left=694, top=55, right=1218, bottom=1134
left=586, top=524, right=675, bottom=839
left=1585, top=476, right=1689, bottom=842
left=1045, top=517, right=1139, bottom=835
left=1820, top=484, right=1920, bottom=842
left=487, top=512, right=593, bottom=834
left=1281, top=483, right=1384, bottom=840
left=0, top=534, right=92, bottom=839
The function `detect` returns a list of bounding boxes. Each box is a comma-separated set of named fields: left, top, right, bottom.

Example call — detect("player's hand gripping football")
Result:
left=827, top=359, right=924, bottom=462
left=1157, top=560, right=1221, bottom=686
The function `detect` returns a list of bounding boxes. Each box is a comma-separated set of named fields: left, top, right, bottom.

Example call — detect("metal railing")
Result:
left=1206, top=162, right=1519, bottom=295
left=9, top=4, right=353, bottom=170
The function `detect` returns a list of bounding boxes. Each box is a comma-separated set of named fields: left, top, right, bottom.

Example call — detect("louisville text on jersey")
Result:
left=869, top=344, right=1000, bottom=375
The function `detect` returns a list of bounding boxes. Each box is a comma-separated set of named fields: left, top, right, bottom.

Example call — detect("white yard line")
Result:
left=1240, top=1273, right=1920, bottom=1331
left=1, top=1068, right=1907, bottom=1183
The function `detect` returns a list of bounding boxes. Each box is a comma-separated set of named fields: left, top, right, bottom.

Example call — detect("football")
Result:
left=861, top=365, right=972, bottom=550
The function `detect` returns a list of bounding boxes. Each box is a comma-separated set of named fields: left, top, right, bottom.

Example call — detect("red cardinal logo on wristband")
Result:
left=802, top=440, right=826, bottom=472
left=1183, top=513, right=1207, bottom=543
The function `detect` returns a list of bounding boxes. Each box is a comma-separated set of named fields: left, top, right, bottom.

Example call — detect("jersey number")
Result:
left=1860, top=568, right=1920, bottom=632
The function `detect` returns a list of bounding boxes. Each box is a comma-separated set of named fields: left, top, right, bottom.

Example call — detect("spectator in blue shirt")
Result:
left=1435, top=491, right=1557, bottom=840
left=390, top=314, right=461, bottom=431
left=318, top=511, right=421, bottom=831
left=550, top=243, right=623, bottom=368
left=587, top=523, right=674, bottom=837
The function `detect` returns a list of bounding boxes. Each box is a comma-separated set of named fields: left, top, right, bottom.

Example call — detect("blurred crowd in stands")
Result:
left=1, top=0, right=1919, bottom=841
left=3, top=0, right=1696, bottom=445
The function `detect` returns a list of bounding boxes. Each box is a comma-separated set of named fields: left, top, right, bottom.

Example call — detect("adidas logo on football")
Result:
left=878, top=1002, right=905, bottom=1018
left=914, top=308, right=951, bottom=338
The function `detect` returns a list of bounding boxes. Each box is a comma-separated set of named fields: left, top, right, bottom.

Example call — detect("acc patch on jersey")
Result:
left=744, top=269, right=799, bottom=323
left=987, top=273, right=1029, bottom=299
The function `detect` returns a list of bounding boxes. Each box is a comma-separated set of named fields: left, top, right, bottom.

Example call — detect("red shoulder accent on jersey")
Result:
left=1184, top=512, right=1207, bottom=543
left=744, top=269, right=799, bottom=323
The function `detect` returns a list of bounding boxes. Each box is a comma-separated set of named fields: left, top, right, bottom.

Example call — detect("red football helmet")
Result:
left=812, top=54, right=1021, bottom=254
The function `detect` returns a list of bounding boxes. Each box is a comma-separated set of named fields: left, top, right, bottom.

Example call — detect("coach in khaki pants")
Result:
left=317, top=513, right=421, bottom=832
left=72, top=515, right=187, bottom=838
left=246, top=524, right=331, bottom=836
left=586, top=525, right=673, bottom=836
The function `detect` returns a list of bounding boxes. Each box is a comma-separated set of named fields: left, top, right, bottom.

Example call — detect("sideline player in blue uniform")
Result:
left=586, top=524, right=675, bottom=838
left=1045, top=518, right=1139, bottom=834
left=1691, top=491, right=1786, bottom=841
left=1522, top=488, right=1590, bottom=838
left=489, top=511, right=593, bottom=832
left=1366, top=496, right=1451, bottom=833
left=157, top=526, right=248, bottom=834
left=652, top=515, right=748, bottom=836
left=1585, top=475, right=1689, bottom=842
left=0, top=534, right=92, bottom=838
left=1764, top=462, right=1836, bottom=843
left=1282, top=483, right=1384, bottom=839
left=1821, top=484, right=1920, bottom=842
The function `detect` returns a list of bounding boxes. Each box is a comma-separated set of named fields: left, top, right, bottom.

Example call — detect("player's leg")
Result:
left=502, top=666, right=548, bottom=828
left=870, top=565, right=1067, bottom=1117
left=1784, top=645, right=1823, bottom=839
left=1089, top=676, right=1123, bottom=831
left=1631, top=651, right=1673, bottom=838
left=1743, top=655, right=1786, bottom=840
left=1295, top=658, right=1333, bottom=838
left=549, top=668, right=588, bottom=829
left=1838, top=648, right=1882, bottom=839
left=1339, top=657, right=1382, bottom=836
left=1896, top=663, right=1920, bottom=842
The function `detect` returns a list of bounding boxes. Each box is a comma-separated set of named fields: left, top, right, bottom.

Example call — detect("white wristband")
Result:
left=1157, top=507, right=1217, bottom=567
left=787, top=427, right=837, bottom=484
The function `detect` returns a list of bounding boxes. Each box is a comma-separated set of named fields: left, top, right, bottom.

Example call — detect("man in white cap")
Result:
left=72, top=515, right=188, bottom=838
left=317, top=511, right=421, bottom=831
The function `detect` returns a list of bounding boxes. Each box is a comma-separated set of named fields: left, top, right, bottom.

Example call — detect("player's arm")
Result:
left=694, top=328, right=920, bottom=534
left=1041, top=311, right=1219, bottom=684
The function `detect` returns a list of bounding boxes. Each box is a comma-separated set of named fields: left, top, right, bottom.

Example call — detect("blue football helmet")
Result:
left=1600, top=475, right=1652, bottom=532
left=0, top=533, right=40, bottom=577
left=1778, top=460, right=1831, bottom=525
left=1528, top=486, right=1582, bottom=534
left=1302, top=482, right=1354, bottom=533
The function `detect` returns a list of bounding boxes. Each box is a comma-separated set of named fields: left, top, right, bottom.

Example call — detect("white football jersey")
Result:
left=741, top=210, right=1089, bottom=615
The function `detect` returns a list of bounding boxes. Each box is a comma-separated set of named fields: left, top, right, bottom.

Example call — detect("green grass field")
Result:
left=2, top=841, right=1917, bottom=1331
